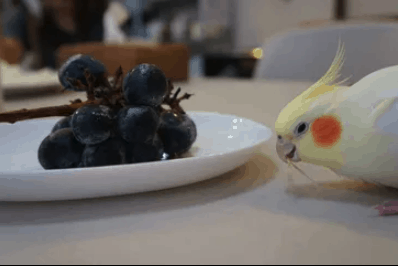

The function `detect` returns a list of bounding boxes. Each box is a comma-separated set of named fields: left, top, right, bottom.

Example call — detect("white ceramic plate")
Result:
left=0, top=111, right=272, bottom=201
left=1, top=62, right=59, bottom=90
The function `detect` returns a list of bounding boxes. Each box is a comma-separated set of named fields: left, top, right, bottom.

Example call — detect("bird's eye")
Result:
left=295, top=122, right=308, bottom=136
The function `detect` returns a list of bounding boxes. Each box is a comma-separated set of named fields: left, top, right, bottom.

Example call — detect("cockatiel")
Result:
left=275, top=42, right=398, bottom=215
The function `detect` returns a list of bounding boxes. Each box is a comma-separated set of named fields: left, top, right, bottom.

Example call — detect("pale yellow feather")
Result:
left=303, top=39, right=346, bottom=100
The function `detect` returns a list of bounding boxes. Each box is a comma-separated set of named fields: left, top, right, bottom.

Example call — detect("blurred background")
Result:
left=2, top=0, right=398, bottom=87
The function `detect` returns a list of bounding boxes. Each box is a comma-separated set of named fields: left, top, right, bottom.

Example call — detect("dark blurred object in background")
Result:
left=38, top=0, right=108, bottom=68
left=204, top=53, right=258, bottom=79
left=0, top=0, right=31, bottom=53
left=0, top=0, right=108, bottom=70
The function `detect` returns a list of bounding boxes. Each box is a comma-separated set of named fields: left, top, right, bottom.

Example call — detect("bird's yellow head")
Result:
left=275, top=42, right=346, bottom=169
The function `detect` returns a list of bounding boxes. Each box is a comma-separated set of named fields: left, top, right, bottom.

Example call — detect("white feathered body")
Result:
left=318, top=66, right=398, bottom=186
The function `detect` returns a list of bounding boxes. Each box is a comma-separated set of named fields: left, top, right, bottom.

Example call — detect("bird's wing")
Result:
left=341, top=65, right=398, bottom=137
left=375, top=97, right=398, bottom=137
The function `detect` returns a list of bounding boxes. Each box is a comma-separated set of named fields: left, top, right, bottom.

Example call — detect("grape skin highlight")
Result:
left=117, top=105, right=159, bottom=144
left=71, top=105, right=115, bottom=145
left=123, top=64, right=167, bottom=107
left=58, top=54, right=107, bottom=91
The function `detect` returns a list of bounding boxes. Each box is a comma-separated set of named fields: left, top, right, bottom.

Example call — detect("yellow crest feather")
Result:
left=303, top=40, right=347, bottom=100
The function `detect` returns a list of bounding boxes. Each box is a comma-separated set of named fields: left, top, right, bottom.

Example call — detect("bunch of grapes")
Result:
left=38, top=55, right=197, bottom=170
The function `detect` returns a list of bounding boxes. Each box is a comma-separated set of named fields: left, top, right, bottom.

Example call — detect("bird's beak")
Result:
left=276, top=136, right=301, bottom=163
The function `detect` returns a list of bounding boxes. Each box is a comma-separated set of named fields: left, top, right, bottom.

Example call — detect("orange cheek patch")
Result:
left=311, top=116, right=342, bottom=148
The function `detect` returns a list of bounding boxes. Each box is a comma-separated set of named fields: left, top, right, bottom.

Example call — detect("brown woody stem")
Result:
left=0, top=100, right=95, bottom=124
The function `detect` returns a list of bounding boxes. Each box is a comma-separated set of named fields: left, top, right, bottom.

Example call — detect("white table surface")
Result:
left=1, top=78, right=398, bottom=264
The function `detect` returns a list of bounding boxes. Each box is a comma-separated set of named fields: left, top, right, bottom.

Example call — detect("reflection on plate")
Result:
left=0, top=111, right=272, bottom=201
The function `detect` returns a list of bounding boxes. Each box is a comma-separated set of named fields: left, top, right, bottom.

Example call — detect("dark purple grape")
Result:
left=58, top=54, right=107, bottom=91
left=122, top=64, right=167, bottom=107
left=117, top=105, right=159, bottom=143
left=38, top=128, right=85, bottom=169
left=158, top=111, right=197, bottom=155
left=129, top=134, right=164, bottom=163
left=71, top=105, right=114, bottom=145
left=81, top=138, right=127, bottom=167
left=51, top=116, right=72, bottom=133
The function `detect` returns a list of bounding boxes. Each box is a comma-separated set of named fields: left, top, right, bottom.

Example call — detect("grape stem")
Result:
left=163, top=80, right=194, bottom=115
left=0, top=100, right=93, bottom=124
left=0, top=67, right=192, bottom=124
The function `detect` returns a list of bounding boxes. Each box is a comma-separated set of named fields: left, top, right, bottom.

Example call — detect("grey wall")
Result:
left=233, top=0, right=334, bottom=52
